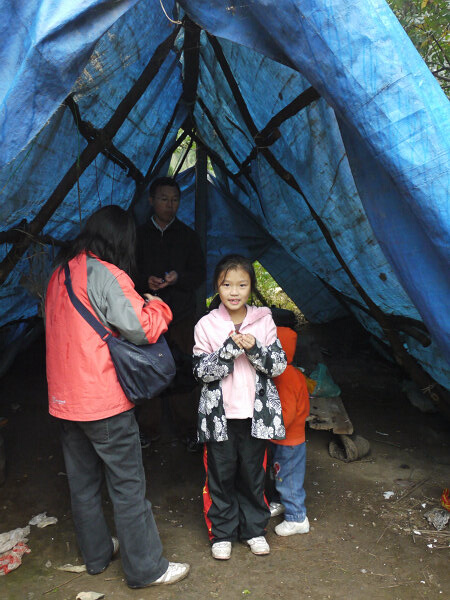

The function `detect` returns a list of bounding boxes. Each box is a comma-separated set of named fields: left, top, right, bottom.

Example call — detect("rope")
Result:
left=159, top=0, right=182, bottom=25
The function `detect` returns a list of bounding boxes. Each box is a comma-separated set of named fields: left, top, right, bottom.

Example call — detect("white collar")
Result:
left=151, top=214, right=175, bottom=233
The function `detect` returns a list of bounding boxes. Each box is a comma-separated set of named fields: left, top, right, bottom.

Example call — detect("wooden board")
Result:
left=306, top=396, right=353, bottom=435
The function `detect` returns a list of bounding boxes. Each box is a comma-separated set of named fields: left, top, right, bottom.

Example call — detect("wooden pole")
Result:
left=64, top=96, right=144, bottom=184
left=173, top=134, right=195, bottom=177
left=195, top=143, right=208, bottom=317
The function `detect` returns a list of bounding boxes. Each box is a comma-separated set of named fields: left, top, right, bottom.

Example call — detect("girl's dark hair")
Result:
left=209, top=254, right=257, bottom=311
left=213, top=254, right=257, bottom=292
left=56, top=205, right=136, bottom=274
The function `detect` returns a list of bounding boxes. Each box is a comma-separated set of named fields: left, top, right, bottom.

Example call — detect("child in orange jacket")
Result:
left=269, top=326, right=310, bottom=536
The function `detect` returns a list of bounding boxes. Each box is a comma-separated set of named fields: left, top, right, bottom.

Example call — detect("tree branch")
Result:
left=0, top=222, right=67, bottom=247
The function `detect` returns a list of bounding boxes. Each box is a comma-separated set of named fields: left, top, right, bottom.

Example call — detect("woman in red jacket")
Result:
left=45, top=206, right=189, bottom=588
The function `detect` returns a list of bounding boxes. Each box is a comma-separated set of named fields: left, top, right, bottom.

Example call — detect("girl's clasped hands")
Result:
left=230, top=332, right=256, bottom=350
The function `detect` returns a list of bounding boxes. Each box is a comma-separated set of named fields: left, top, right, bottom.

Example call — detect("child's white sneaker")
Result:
left=269, top=502, right=285, bottom=517
left=112, top=536, right=120, bottom=557
left=212, top=541, right=232, bottom=560
left=246, top=536, right=270, bottom=555
left=275, top=517, right=310, bottom=536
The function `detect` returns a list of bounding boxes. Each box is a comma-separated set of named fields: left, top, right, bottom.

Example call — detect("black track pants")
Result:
left=202, top=418, right=270, bottom=542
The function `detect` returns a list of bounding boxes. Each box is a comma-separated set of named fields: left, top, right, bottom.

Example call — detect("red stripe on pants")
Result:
left=202, top=444, right=214, bottom=541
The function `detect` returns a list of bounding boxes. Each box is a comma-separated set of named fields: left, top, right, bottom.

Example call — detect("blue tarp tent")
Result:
left=0, top=2, right=449, bottom=406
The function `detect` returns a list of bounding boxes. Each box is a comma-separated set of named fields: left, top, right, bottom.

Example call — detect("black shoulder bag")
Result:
left=64, top=264, right=176, bottom=404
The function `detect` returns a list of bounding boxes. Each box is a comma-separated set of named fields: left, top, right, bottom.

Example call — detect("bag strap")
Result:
left=63, top=264, right=111, bottom=341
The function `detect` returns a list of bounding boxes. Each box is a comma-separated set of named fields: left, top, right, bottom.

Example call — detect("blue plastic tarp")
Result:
left=181, top=0, right=450, bottom=362
left=0, top=0, right=143, bottom=168
left=0, top=0, right=449, bottom=388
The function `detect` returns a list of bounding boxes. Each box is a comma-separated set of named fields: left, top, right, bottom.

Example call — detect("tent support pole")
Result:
left=147, top=127, right=190, bottom=182
left=173, top=134, right=195, bottom=177
left=263, top=148, right=450, bottom=417
left=0, top=25, right=180, bottom=286
left=131, top=15, right=201, bottom=203
left=255, top=85, right=321, bottom=144
left=135, top=99, right=182, bottom=202
left=207, top=34, right=258, bottom=138
left=182, top=17, right=201, bottom=108
left=189, top=132, right=246, bottom=193
left=197, top=98, right=260, bottom=196
left=317, top=276, right=431, bottom=347
left=208, top=34, right=450, bottom=417
left=197, top=98, right=242, bottom=169
left=64, top=96, right=144, bottom=184
left=235, top=85, right=320, bottom=176
left=195, top=143, right=208, bottom=316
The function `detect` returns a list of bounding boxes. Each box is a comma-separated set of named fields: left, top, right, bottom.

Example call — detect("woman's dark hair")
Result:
left=213, top=254, right=257, bottom=292
left=149, top=177, right=180, bottom=198
left=56, top=205, right=136, bottom=274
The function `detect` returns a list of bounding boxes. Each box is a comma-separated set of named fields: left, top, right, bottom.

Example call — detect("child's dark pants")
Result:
left=203, top=418, right=270, bottom=542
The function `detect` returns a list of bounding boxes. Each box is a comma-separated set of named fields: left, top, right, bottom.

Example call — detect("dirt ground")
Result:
left=0, top=319, right=449, bottom=600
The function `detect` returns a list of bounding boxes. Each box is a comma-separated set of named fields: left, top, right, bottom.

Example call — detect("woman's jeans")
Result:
left=60, top=409, right=168, bottom=587
left=270, top=441, right=307, bottom=522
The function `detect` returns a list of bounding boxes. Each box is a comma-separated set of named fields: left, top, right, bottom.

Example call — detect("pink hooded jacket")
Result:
left=194, top=303, right=277, bottom=417
left=193, top=302, right=287, bottom=442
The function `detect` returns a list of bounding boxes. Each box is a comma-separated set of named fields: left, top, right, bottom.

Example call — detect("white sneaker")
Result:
left=151, top=562, right=190, bottom=585
left=112, top=536, right=120, bottom=557
left=128, top=562, right=190, bottom=587
left=212, top=541, right=232, bottom=560
left=246, top=536, right=270, bottom=555
left=275, top=517, right=310, bottom=536
left=269, top=502, right=285, bottom=517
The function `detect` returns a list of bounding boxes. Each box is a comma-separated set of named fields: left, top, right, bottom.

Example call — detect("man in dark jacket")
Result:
left=135, top=177, right=206, bottom=447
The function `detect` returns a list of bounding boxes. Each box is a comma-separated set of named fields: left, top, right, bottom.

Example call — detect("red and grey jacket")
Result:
left=45, top=252, right=172, bottom=421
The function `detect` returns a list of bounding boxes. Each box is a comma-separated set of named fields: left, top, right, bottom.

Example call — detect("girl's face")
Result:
left=217, top=267, right=252, bottom=317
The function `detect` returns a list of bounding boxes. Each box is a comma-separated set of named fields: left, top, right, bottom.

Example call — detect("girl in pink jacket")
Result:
left=193, top=255, right=286, bottom=561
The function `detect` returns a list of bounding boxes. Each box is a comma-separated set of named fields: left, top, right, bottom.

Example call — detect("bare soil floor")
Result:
left=0, top=322, right=449, bottom=600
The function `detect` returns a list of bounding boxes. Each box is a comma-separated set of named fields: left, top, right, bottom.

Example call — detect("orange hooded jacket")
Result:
left=271, top=326, right=310, bottom=446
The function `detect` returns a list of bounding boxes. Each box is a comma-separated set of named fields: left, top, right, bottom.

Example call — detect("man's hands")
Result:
left=147, top=276, right=164, bottom=291
left=230, top=332, right=256, bottom=351
left=147, top=270, right=178, bottom=291
left=164, top=270, right=178, bottom=285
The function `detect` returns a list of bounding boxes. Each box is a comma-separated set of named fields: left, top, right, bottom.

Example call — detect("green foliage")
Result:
left=387, top=0, right=449, bottom=95
left=168, top=135, right=196, bottom=176
left=253, top=262, right=305, bottom=324
left=168, top=133, right=215, bottom=176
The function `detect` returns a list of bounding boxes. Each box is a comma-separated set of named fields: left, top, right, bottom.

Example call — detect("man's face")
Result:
left=150, top=185, right=180, bottom=227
